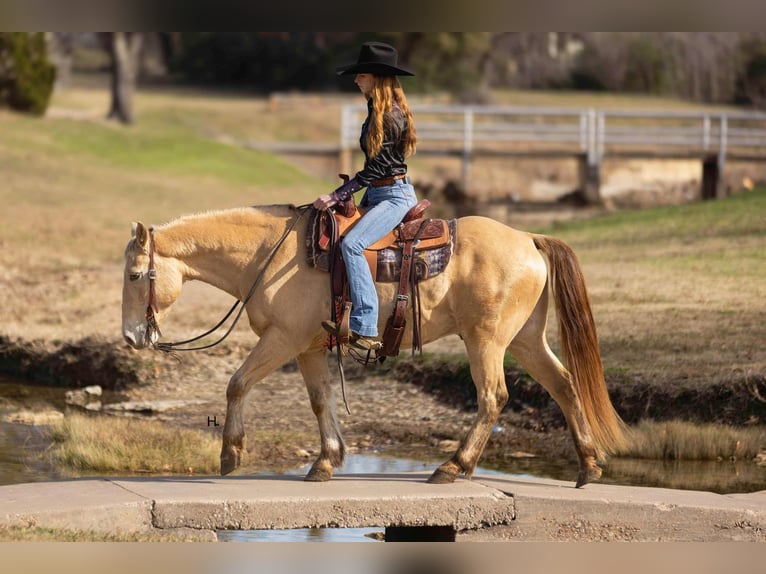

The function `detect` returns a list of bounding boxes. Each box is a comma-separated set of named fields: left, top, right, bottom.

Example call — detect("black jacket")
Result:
left=355, top=98, right=409, bottom=186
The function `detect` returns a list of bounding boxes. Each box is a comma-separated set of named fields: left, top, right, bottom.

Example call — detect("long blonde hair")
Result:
left=366, top=75, right=417, bottom=159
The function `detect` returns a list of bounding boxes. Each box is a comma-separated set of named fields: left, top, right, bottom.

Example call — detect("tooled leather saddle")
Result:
left=307, top=185, right=456, bottom=358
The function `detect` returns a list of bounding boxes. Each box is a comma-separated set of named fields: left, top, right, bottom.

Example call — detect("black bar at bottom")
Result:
left=384, top=525, right=456, bottom=542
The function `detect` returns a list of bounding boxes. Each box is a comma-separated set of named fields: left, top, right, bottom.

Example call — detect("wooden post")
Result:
left=578, top=154, right=602, bottom=205
left=461, top=108, right=474, bottom=194
left=701, top=155, right=721, bottom=200
left=578, top=109, right=602, bottom=205
left=716, top=116, right=728, bottom=199
left=339, top=105, right=353, bottom=176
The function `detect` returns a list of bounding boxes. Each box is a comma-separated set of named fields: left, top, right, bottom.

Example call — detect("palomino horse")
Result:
left=122, top=205, right=627, bottom=487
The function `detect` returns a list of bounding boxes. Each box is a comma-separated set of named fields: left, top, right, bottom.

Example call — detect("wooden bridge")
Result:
left=341, top=104, right=766, bottom=203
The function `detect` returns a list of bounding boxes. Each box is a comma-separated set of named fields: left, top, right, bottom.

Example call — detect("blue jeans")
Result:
left=341, top=181, right=418, bottom=337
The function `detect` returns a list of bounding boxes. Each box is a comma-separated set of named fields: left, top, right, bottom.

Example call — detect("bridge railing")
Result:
left=341, top=103, right=766, bottom=201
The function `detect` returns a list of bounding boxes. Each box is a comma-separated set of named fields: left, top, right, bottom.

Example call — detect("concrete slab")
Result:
left=112, top=472, right=514, bottom=531
left=2, top=473, right=765, bottom=541
left=468, top=475, right=766, bottom=541
left=0, top=472, right=514, bottom=535
left=0, top=478, right=152, bottom=533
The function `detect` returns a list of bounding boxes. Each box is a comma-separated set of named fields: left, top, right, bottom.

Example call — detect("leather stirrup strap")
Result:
left=391, top=227, right=414, bottom=330
left=409, top=219, right=432, bottom=356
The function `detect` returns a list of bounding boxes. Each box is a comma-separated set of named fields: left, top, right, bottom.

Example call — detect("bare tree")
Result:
left=102, top=32, right=143, bottom=124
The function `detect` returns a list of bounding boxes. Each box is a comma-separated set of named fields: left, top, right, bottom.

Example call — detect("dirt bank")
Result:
left=3, top=335, right=765, bottom=479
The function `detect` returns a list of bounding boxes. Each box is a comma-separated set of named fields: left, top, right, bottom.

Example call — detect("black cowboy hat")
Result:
left=336, top=41, right=415, bottom=77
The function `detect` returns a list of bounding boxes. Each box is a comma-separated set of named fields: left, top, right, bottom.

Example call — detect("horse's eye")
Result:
left=129, top=272, right=142, bottom=281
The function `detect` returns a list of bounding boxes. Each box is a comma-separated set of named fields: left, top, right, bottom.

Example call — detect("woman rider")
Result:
left=313, top=41, right=418, bottom=351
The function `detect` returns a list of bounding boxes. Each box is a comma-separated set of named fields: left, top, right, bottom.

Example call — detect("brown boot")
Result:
left=349, top=332, right=382, bottom=351
left=321, top=320, right=381, bottom=350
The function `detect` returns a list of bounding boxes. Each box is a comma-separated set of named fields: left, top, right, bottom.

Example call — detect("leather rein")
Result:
left=144, top=205, right=310, bottom=354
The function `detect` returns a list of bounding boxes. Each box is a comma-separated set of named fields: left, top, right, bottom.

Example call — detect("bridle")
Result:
left=144, top=226, right=162, bottom=346
left=142, top=205, right=310, bottom=353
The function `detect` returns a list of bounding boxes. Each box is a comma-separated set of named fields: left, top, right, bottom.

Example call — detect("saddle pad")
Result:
left=376, top=240, right=453, bottom=283
left=307, top=215, right=457, bottom=284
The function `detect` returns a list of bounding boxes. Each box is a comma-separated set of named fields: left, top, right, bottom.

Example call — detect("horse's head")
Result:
left=122, top=222, right=183, bottom=350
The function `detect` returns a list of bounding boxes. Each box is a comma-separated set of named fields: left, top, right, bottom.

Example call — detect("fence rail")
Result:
left=343, top=104, right=766, bottom=160
left=339, top=103, right=766, bottom=202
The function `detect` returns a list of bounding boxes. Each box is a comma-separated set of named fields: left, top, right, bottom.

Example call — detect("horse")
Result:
left=121, top=204, right=627, bottom=487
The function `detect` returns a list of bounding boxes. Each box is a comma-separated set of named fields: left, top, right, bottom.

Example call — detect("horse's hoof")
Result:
left=304, top=467, right=333, bottom=482
left=575, top=464, right=602, bottom=488
left=220, top=447, right=241, bottom=476
left=304, top=460, right=334, bottom=482
left=427, top=467, right=458, bottom=484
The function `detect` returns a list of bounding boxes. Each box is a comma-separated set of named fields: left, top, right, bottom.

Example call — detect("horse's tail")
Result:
left=532, top=234, right=628, bottom=459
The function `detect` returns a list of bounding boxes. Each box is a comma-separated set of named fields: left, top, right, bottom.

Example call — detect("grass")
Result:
left=539, top=188, right=766, bottom=385
left=0, top=524, right=208, bottom=542
left=2, top=81, right=765, bottom=472
left=0, top=88, right=327, bottom=271
left=46, top=413, right=220, bottom=475
left=616, top=420, right=766, bottom=461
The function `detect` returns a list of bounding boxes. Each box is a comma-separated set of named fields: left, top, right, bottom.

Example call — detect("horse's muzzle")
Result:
left=123, top=326, right=157, bottom=350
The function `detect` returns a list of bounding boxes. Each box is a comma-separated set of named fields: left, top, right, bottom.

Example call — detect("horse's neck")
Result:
left=156, top=207, right=294, bottom=298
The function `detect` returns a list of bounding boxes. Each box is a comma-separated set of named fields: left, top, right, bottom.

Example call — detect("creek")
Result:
left=2, top=376, right=765, bottom=494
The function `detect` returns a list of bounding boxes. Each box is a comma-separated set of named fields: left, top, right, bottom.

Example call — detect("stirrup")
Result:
left=321, top=320, right=339, bottom=335
left=349, top=333, right=382, bottom=351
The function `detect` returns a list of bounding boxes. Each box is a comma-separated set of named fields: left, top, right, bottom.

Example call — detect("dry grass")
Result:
left=615, top=420, right=766, bottom=461
left=47, top=413, right=221, bottom=475
left=0, top=524, right=208, bottom=542
left=543, top=189, right=766, bottom=386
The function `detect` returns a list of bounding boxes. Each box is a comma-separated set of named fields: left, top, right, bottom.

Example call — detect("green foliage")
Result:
left=0, top=32, right=56, bottom=115
left=623, top=35, right=668, bottom=94
left=171, top=32, right=353, bottom=91
left=737, top=38, right=766, bottom=108
left=402, top=33, right=493, bottom=98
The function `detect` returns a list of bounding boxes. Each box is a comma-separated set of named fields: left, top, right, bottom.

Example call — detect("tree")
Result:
left=102, top=32, right=143, bottom=124
left=0, top=32, right=56, bottom=115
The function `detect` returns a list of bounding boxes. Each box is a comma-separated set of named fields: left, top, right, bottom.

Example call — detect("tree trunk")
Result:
left=106, top=32, right=143, bottom=125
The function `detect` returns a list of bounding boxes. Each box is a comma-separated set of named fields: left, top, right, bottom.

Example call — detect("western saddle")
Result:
left=307, top=181, right=455, bottom=358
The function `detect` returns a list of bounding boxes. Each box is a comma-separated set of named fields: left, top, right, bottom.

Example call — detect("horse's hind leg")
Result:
left=508, top=288, right=602, bottom=487
left=428, top=336, right=509, bottom=484
left=221, top=328, right=295, bottom=475
left=296, top=348, right=345, bottom=482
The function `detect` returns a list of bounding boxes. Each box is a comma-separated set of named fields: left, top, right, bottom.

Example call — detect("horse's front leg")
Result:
left=296, top=348, right=345, bottom=482
left=221, top=329, right=295, bottom=475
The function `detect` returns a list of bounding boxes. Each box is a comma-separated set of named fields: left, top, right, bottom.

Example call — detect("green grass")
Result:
left=0, top=89, right=328, bottom=269
left=547, top=188, right=766, bottom=249
left=536, top=188, right=766, bottom=384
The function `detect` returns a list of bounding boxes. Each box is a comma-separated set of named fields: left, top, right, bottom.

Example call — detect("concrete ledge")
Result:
left=0, top=478, right=153, bottom=533
left=1, top=472, right=514, bottom=536
left=2, top=473, right=765, bottom=541
left=467, top=475, right=766, bottom=541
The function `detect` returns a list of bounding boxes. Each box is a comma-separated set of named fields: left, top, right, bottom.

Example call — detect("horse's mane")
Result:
left=154, top=204, right=295, bottom=232
left=152, top=204, right=298, bottom=257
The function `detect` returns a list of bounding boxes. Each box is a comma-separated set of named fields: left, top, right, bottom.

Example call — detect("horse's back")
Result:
left=452, top=215, right=545, bottom=276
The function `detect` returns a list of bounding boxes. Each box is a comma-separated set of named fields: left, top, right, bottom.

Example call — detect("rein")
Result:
left=147, top=205, right=311, bottom=354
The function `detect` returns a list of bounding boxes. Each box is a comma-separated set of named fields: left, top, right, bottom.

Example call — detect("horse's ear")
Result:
left=133, top=222, right=150, bottom=251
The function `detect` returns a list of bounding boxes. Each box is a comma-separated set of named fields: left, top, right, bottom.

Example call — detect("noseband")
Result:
left=145, top=227, right=162, bottom=346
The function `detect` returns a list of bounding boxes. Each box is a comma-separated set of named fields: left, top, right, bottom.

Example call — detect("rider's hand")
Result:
left=313, top=193, right=338, bottom=211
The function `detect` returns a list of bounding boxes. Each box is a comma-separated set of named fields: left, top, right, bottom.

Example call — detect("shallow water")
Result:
left=2, top=376, right=765, bottom=494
